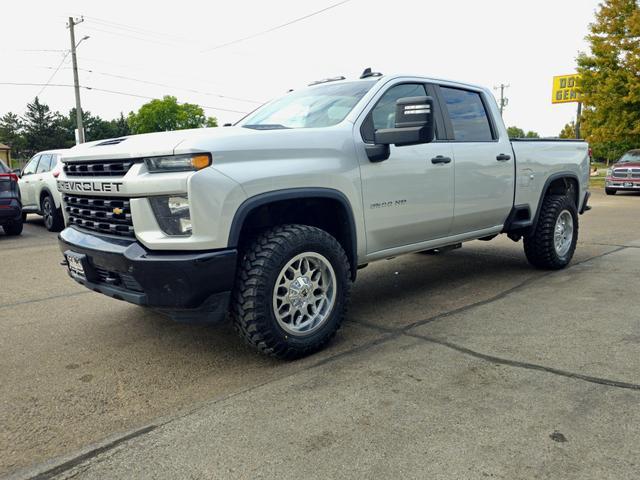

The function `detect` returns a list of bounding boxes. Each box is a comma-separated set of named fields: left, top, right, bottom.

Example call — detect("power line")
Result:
left=0, top=82, right=249, bottom=114
left=16, top=49, right=67, bottom=53
left=74, top=67, right=263, bottom=104
left=80, top=15, right=195, bottom=44
left=36, top=50, right=71, bottom=97
left=202, top=0, right=352, bottom=52
left=81, top=25, right=184, bottom=48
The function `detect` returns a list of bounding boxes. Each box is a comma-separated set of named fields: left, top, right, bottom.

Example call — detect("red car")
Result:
left=605, top=149, right=640, bottom=195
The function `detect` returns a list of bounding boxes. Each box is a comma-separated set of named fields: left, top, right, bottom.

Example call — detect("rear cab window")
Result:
left=440, top=87, right=494, bottom=142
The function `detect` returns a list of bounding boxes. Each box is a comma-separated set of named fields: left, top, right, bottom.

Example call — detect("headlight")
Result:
left=145, top=153, right=211, bottom=173
left=149, top=195, right=192, bottom=236
left=606, top=168, right=613, bottom=176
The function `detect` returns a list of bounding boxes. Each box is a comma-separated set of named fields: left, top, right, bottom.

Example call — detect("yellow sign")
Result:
left=552, top=74, right=583, bottom=104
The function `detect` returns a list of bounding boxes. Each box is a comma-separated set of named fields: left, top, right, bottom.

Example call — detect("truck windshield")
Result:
left=619, top=151, right=640, bottom=163
left=240, top=81, right=376, bottom=129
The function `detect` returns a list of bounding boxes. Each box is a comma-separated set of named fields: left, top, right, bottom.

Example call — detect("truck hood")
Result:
left=60, top=127, right=268, bottom=162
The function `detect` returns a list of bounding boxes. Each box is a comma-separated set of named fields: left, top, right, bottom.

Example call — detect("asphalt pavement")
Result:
left=1, top=189, right=639, bottom=479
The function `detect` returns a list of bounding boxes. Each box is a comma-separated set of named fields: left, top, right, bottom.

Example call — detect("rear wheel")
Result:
left=41, top=194, right=63, bottom=232
left=232, top=224, right=351, bottom=359
left=605, top=188, right=616, bottom=196
left=3, top=216, right=23, bottom=236
left=524, top=194, right=578, bottom=270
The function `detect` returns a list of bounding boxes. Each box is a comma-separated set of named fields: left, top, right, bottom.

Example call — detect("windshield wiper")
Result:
left=243, top=124, right=290, bottom=130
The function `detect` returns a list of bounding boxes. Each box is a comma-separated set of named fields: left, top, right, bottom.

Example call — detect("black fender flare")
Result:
left=228, top=188, right=358, bottom=279
left=531, top=172, right=580, bottom=230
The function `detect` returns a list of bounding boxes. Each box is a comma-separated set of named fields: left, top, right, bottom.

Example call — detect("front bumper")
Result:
left=605, top=178, right=640, bottom=190
left=58, top=227, right=237, bottom=323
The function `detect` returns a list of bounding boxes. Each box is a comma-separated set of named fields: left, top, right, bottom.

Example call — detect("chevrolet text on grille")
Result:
left=57, top=180, right=123, bottom=193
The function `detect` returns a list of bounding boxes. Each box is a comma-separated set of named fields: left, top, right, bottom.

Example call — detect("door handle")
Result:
left=496, top=153, right=511, bottom=162
left=431, top=156, right=452, bottom=165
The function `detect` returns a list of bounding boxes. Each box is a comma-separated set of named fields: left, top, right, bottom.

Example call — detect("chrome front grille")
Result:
left=63, top=159, right=136, bottom=177
left=612, top=169, right=628, bottom=178
left=63, top=194, right=134, bottom=237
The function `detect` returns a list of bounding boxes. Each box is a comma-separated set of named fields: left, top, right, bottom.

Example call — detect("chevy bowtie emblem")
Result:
left=113, top=207, right=124, bottom=215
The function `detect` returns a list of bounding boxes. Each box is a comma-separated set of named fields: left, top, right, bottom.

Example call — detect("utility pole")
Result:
left=494, top=83, right=510, bottom=115
left=575, top=101, right=582, bottom=139
left=68, top=16, right=85, bottom=144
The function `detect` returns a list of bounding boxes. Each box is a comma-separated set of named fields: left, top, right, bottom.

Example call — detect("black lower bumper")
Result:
left=58, top=227, right=237, bottom=322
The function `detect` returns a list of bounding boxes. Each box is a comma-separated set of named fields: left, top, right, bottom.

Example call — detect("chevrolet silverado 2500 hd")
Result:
left=57, top=72, right=590, bottom=358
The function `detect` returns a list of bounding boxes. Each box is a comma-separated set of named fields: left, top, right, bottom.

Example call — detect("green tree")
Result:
left=507, top=126, right=540, bottom=139
left=559, top=121, right=576, bottom=139
left=577, top=0, right=640, bottom=161
left=0, top=112, right=27, bottom=160
left=126, top=96, right=217, bottom=134
left=21, top=97, right=68, bottom=155
left=110, top=113, right=131, bottom=137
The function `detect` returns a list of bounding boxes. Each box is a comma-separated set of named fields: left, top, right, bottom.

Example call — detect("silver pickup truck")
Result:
left=57, top=71, right=590, bottom=358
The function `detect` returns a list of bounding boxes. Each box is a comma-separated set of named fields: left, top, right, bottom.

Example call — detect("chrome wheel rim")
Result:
left=43, top=198, right=53, bottom=229
left=272, top=252, right=336, bottom=336
left=554, top=210, right=573, bottom=257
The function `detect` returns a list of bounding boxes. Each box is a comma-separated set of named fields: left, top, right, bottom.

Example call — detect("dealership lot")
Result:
left=2, top=189, right=639, bottom=479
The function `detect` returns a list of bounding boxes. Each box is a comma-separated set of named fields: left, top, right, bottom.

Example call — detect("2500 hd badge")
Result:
left=57, top=180, right=123, bottom=193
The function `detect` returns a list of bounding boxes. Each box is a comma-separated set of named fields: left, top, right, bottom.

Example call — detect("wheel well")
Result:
left=39, top=188, right=52, bottom=209
left=546, top=176, right=579, bottom=207
left=234, top=196, right=357, bottom=279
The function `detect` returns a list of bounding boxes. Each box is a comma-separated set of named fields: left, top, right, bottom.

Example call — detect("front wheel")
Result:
left=524, top=194, right=578, bottom=270
left=605, top=188, right=617, bottom=196
left=41, top=194, right=64, bottom=232
left=232, top=225, right=352, bottom=359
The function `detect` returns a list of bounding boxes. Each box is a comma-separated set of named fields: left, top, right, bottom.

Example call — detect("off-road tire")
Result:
left=41, top=194, right=64, bottom=232
left=605, top=188, right=616, bottom=196
left=232, top=224, right=351, bottom=359
left=524, top=194, right=578, bottom=270
left=3, top=217, right=23, bottom=236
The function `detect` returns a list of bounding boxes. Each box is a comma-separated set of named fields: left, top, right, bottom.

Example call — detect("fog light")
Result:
left=149, top=195, right=192, bottom=236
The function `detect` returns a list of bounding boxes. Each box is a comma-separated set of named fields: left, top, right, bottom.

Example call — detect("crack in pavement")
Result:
left=351, top=245, right=640, bottom=392
left=11, top=244, right=633, bottom=479
left=15, top=325, right=396, bottom=480
left=406, top=331, right=640, bottom=391
left=0, top=291, right=90, bottom=311
left=28, top=426, right=157, bottom=480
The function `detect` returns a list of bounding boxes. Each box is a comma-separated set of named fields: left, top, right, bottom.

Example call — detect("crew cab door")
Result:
left=437, top=85, right=514, bottom=234
left=356, top=81, right=454, bottom=253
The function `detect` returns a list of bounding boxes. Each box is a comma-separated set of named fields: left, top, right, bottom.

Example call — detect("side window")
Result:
left=22, top=155, right=40, bottom=176
left=362, top=83, right=427, bottom=143
left=36, top=154, right=52, bottom=173
left=440, top=87, right=493, bottom=141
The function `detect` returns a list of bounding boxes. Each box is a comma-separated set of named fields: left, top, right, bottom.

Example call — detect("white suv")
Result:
left=19, top=149, right=68, bottom=231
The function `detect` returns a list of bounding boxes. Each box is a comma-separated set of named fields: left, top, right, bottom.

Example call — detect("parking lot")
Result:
left=2, top=188, right=639, bottom=479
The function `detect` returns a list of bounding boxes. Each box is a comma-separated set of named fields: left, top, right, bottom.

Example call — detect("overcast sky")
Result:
left=1, top=0, right=600, bottom=136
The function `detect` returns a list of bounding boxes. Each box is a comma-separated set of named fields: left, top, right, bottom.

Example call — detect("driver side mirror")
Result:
left=365, top=96, right=436, bottom=162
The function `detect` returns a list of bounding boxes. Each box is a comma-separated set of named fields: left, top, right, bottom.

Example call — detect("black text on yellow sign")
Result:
left=552, top=74, right=583, bottom=104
